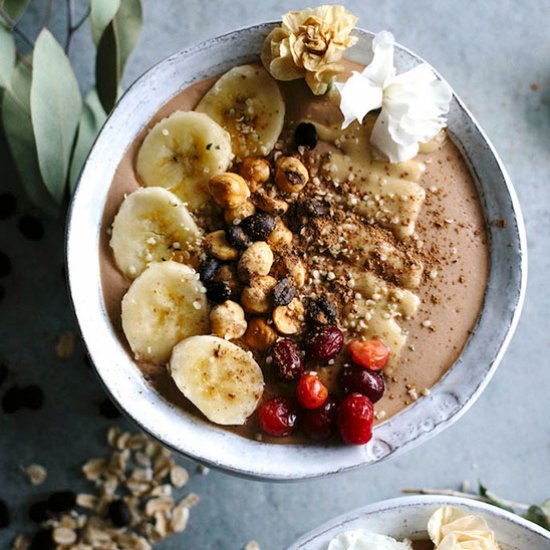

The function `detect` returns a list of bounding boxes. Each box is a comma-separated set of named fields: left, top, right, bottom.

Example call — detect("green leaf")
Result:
left=90, top=0, right=121, bottom=45
left=30, top=28, right=82, bottom=204
left=69, top=88, right=106, bottom=192
left=0, top=0, right=30, bottom=21
left=113, top=0, right=143, bottom=74
left=0, top=23, right=16, bottom=88
left=2, top=60, right=58, bottom=215
left=95, top=21, right=120, bottom=113
left=478, top=483, right=514, bottom=513
left=541, top=499, right=550, bottom=516
left=524, top=506, right=550, bottom=531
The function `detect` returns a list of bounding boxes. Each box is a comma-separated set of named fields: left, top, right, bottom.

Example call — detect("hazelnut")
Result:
left=224, top=199, right=256, bottom=224
left=272, top=255, right=307, bottom=288
left=204, top=230, right=239, bottom=261
left=251, top=190, right=289, bottom=216
left=209, top=172, right=250, bottom=209
left=215, top=263, right=241, bottom=294
left=240, top=276, right=277, bottom=314
left=210, top=300, right=247, bottom=340
left=239, top=157, right=271, bottom=190
left=243, top=317, right=278, bottom=351
left=238, top=241, right=274, bottom=281
left=275, top=157, right=309, bottom=194
left=267, top=219, right=293, bottom=248
left=272, top=298, right=305, bottom=335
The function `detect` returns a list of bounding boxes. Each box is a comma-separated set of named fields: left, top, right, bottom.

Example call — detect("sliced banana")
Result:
left=169, top=335, right=264, bottom=426
left=110, top=187, right=202, bottom=279
left=136, top=111, right=233, bottom=210
left=196, top=64, right=285, bottom=159
left=121, top=261, right=209, bottom=364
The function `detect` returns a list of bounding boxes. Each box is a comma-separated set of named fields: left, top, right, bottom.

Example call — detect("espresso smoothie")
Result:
left=99, top=59, right=488, bottom=444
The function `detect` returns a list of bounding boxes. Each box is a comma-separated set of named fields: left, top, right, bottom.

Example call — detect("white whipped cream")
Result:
left=335, top=31, right=452, bottom=163
left=327, top=529, right=412, bottom=550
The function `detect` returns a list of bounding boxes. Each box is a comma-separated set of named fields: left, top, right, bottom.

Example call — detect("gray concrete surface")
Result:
left=1, top=1, right=549, bottom=548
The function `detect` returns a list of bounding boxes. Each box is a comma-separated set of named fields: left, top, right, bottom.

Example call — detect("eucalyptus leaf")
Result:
left=69, top=88, right=106, bottom=192
left=541, top=499, right=550, bottom=516
left=2, top=61, right=57, bottom=215
left=113, top=0, right=143, bottom=74
left=90, top=0, right=121, bottom=46
left=95, top=21, right=120, bottom=113
left=524, top=505, right=550, bottom=531
left=0, top=23, right=16, bottom=88
left=30, top=28, right=82, bottom=204
left=0, top=0, right=30, bottom=22
left=478, top=483, right=514, bottom=513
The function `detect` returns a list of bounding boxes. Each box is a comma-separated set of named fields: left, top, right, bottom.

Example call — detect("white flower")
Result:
left=327, top=529, right=412, bottom=550
left=335, top=31, right=452, bottom=163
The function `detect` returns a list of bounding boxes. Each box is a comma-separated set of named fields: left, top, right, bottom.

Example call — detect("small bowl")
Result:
left=288, top=495, right=550, bottom=549
left=67, top=23, right=526, bottom=480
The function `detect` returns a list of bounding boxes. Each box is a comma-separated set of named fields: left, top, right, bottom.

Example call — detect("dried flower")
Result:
left=261, top=5, right=358, bottom=95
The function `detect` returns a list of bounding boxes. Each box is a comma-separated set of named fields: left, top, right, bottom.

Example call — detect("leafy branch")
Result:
left=0, top=0, right=143, bottom=216
left=403, top=483, right=550, bottom=531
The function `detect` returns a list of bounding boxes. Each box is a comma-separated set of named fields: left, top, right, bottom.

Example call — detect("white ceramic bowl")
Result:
left=67, top=23, right=526, bottom=480
left=288, top=496, right=550, bottom=549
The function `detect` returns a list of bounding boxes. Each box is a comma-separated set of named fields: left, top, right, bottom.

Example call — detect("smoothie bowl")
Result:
left=288, top=496, right=550, bottom=549
left=67, top=6, right=526, bottom=479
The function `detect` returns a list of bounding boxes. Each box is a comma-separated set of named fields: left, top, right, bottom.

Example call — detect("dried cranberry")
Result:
left=297, top=372, right=328, bottom=409
left=338, top=393, right=374, bottom=445
left=48, top=490, right=76, bottom=513
left=294, top=122, right=318, bottom=149
left=258, top=397, right=297, bottom=437
left=225, top=225, right=251, bottom=249
left=305, top=325, right=344, bottom=361
left=307, top=295, right=337, bottom=325
left=2, top=385, right=22, bottom=413
left=29, top=501, right=53, bottom=523
left=108, top=499, right=132, bottom=527
left=30, top=529, right=55, bottom=550
left=339, top=364, right=385, bottom=403
left=18, top=215, right=44, bottom=241
left=198, top=257, right=221, bottom=282
left=348, top=338, right=389, bottom=370
left=0, top=192, right=16, bottom=220
left=303, top=396, right=338, bottom=441
left=272, top=277, right=296, bottom=307
left=0, top=499, right=9, bottom=528
left=272, top=338, right=304, bottom=381
left=99, top=397, right=122, bottom=419
left=205, top=280, right=232, bottom=303
left=240, top=212, right=275, bottom=241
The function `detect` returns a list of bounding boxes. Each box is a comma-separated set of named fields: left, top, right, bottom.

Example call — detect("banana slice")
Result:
left=121, top=261, right=209, bottom=364
left=136, top=111, right=233, bottom=210
left=196, top=64, right=285, bottom=159
left=110, top=187, right=202, bottom=279
left=169, top=335, right=264, bottom=426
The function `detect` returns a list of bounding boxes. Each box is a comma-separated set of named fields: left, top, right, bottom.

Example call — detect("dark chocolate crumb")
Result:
left=2, top=385, right=22, bottom=413
left=18, top=215, right=44, bottom=241
left=30, top=528, right=55, bottom=550
left=0, top=363, right=8, bottom=388
left=108, top=499, right=132, bottom=527
left=0, top=251, right=11, bottom=278
left=28, top=501, right=54, bottom=523
left=0, top=193, right=16, bottom=220
left=47, top=490, right=76, bottom=513
left=0, top=499, right=9, bottom=528
left=21, top=385, right=44, bottom=410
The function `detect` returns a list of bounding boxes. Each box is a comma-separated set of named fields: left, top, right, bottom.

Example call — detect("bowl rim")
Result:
left=66, top=22, right=527, bottom=481
left=287, top=495, right=550, bottom=549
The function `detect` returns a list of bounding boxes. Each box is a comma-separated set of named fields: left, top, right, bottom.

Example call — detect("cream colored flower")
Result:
left=336, top=31, right=452, bottom=163
left=261, top=5, right=358, bottom=95
left=428, top=507, right=500, bottom=550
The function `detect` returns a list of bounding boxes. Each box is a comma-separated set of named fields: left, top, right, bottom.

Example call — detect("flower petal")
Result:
left=335, top=72, right=383, bottom=128
left=361, top=31, right=396, bottom=87
left=370, top=109, right=419, bottom=163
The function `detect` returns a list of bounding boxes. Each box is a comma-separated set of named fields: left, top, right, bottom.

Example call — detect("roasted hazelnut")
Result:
left=267, top=219, right=293, bottom=248
left=272, top=255, right=307, bottom=288
left=238, top=242, right=274, bottom=281
left=275, top=157, right=309, bottom=194
left=225, top=225, right=251, bottom=249
left=251, top=190, right=289, bottom=216
left=272, top=298, right=306, bottom=335
left=241, top=276, right=277, bottom=314
left=239, top=157, right=271, bottom=188
left=210, top=300, right=247, bottom=340
left=224, top=199, right=256, bottom=224
left=209, top=172, right=250, bottom=209
left=243, top=317, right=278, bottom=351
left=241, top=212, right=276, bottom=241
left=215, top=263, right=240, bottom=294
left=204, top=230, right=239, bottom=261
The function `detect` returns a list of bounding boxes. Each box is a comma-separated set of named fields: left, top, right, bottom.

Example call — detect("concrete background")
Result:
left=1, top=0, right=549, bottom=548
